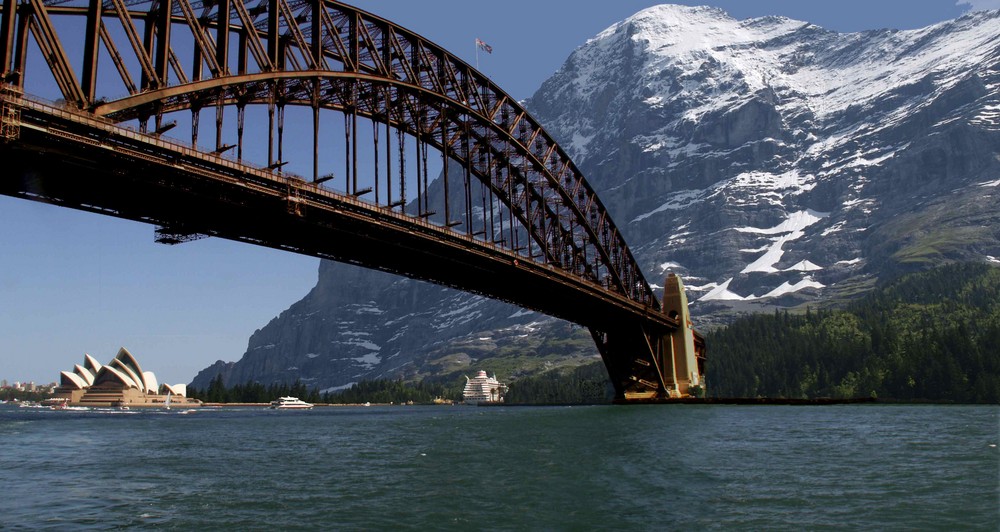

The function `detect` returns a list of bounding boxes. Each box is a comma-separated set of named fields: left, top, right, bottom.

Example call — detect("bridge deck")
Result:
left=0, top=92, right=678, bottom=334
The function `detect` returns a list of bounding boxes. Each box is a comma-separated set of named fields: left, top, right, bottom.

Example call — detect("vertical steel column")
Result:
left=441, top=111, right=450, bottom=224
left=348, top=14, right=358, bottom=195
left=487, top=145, right=495, bottom=241
left=384, top=95, right=392, bottom=207
left=421, top=122, right=429, bottom=215
left=236, top=103, right=245, bottom=161
left=141, top=7, right=155, bottom=91
left=214, top=95, right=223, bottom=151
left=343, top=110, right=350, bottom=193
left=309, top=0, right=320, bottom=183
left=276, top=103, right=284, bottom=170
left=310, top=0, right=320, bottom=66
left=479, top=150, right=488, bottom=237
left=0, top=0, right=15, bottom=78
left=372, top=91, right=379, bottom=203
left=524, top=159, right=531, bottom=258
left=81, top=0, right=102, bottom=102
left=382, top=37, right=392, bottom=207
left=415, top=109, right=422, bottom=215
left=11, top=3, right=27, bottom=88
left=191, top=46, right=202, bottom=81
left=267, top=94, right=275, bottom=166
left=216, top=0, right=230, bottom=75
left=496, top=165, right=504, bottom=244
left=463, top=121, right=472, bottom=233
left=266, top=0, right=278, bottom=67
left=191, top=108, right=199, bottom=145
left=508, top=157, right=516, bottom=248
left=349, top=10, right=358, bottom=70
left=312, top=86, right=319, bottom=182
left=154, top=0, right=172, bottom=87
left=397, top=126, right=405, bottom=209
left=351, top=86, right=358, bottom=195
left=237, top=29, right=247, bottom=75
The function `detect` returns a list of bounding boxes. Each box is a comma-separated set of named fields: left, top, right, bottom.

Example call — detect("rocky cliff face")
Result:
left=529, top=6, right=1000, bottom=311
left=191, top=6, right=1000, bottom=391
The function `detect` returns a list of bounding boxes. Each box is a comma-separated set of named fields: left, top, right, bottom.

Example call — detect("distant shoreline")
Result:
left=200, top=402, right=409, bottom=408
left=198, top=397, right=996, bottom=408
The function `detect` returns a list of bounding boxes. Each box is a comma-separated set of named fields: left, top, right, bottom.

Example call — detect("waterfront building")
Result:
left=52, top=348, right=201, bottom=408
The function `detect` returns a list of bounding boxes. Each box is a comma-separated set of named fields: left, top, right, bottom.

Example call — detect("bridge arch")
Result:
left=92, top=70, right=648, bottom=304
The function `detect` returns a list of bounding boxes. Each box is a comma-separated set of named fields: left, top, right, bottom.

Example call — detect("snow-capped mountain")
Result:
left=529, top=5, right=1000, bottom=309
left=191, top=5, right=1000, bottom=390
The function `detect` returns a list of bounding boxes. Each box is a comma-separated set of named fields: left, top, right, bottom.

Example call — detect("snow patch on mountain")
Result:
left=698, top=273, right=826, bottom=302
left=320, top=382, right=356, bottom=395
left=785, top=260, right=823, bottom=272
left=736, top=210, right=829, bottom=273
left=632, top=189, right=708, bottom=222
left=659, top=261, right=684, bottom=273
left=352, top=353, right=381, bottom=368
left=760, top=277, right=826, bottom=299
left=699, top=278, right=753, bottom=301
left=735, top=209, right=829, bottom=235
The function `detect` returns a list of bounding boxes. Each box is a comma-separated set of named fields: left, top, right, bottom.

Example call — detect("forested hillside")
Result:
left=196, top=263, right=999, bottom=405
left=707, top=263, right=1000, bottom=403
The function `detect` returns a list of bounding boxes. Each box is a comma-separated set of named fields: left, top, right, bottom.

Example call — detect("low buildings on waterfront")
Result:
left=52, top=348, right=201, bottom=408
left=1, top=380, right=56, bottom=393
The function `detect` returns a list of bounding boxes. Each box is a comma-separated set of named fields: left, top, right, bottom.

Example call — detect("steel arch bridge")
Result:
left=0, top=0, right=704, bottom=401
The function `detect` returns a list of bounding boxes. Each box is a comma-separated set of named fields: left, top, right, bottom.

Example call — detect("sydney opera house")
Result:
left=52, top=347, right=201, bottom=408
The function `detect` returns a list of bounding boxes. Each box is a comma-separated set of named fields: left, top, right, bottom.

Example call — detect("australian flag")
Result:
left=476, top=38, right=493, bottom=54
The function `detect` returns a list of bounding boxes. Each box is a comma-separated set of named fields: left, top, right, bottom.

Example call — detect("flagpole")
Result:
left=475, top=39, right=480, bottom=70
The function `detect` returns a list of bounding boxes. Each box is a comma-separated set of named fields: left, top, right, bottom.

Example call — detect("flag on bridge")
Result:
left=475, top=38, right=493, bottom=54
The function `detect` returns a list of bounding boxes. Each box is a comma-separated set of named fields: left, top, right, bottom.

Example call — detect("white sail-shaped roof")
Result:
left=111, top=348, right=147, bottom=392
left=160, top=383, right=187, bottom=397
left=60, top=370, right=88, bottom=390
left=83, top=354, right=102, bottom=374
left=73, top=364, right=95, bottom=386
left=142, top=371, right=159, bottom=394
left=93, top=365, right=139, bottom=389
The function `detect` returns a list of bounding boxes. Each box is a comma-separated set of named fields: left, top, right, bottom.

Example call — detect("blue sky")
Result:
left=0, top=0, right=985, bottom=386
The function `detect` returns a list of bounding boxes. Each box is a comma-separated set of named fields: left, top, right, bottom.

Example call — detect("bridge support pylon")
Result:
left=591, top=273, right=705, bottom=403
left=661, top=273, right=705, bottom=398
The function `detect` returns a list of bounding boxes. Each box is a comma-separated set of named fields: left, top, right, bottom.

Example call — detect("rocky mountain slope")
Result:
left=192, top=5, right=1000, bottom=391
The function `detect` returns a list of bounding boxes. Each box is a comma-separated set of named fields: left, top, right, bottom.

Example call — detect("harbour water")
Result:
left=1, top=403, right=996, bottom=529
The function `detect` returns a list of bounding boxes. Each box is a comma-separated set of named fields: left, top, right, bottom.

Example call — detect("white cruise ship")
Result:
left=462, top=371, right=507, bottom=405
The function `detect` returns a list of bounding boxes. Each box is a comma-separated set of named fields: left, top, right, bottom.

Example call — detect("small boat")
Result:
left=269, top=396, right=314, bottom=410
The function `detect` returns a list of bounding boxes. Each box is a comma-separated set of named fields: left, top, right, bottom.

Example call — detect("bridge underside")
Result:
left=0, top=132, right=620, bottom=327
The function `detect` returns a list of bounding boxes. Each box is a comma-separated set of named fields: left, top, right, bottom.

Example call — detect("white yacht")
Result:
left=462, top=370, right=507, bottom=405
left=269, top=396, right=314, bottom=409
